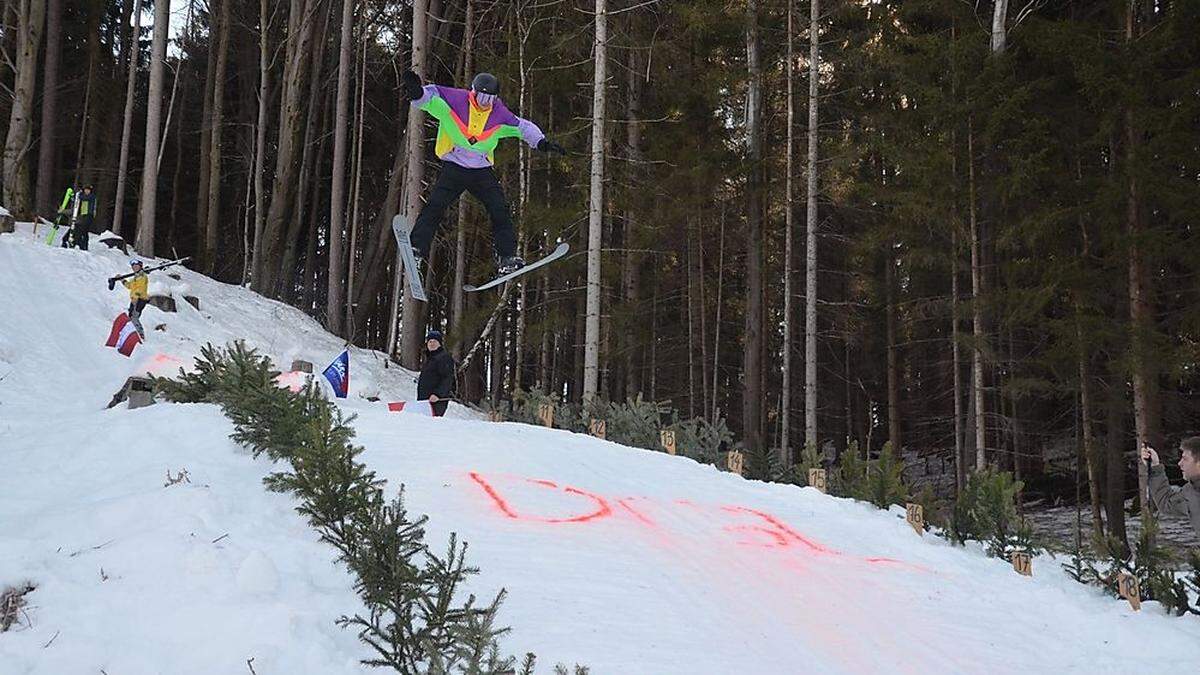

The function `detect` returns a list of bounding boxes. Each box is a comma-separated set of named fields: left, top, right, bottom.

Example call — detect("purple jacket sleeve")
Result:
left=412, top=84, right=438, bottom=108
left=516, top=116, right=545, bottom=149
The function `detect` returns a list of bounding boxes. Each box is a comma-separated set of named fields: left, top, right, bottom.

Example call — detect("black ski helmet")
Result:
left=471, top=72, right=500, bottom=96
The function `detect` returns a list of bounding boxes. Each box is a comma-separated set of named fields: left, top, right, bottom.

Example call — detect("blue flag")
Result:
left=323, top=350, right=350, bottom=398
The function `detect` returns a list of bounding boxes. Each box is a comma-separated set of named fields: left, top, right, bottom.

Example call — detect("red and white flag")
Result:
left=105, top=313, right=142, bottom=357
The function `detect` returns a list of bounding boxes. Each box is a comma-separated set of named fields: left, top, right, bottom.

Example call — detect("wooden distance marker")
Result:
left=660, top=429, right=677, bottom=456
left=1117, top=572, right=1142, bottom=611
left=537, top=402, right=554, bottom=428
left=1011, top=551, right=1032, bottom=577
left=808, top=468, right=827, bottom=493
left=905, top=503, right=925, bottom=536
left=589, top=418, right=607, bottom=440
left=726, top=450, right=745, bottom=476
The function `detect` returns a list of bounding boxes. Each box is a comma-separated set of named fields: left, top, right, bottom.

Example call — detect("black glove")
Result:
left=537, top=138, right=567, bottom=155
left=107, top=277, right=116, bottom=291
left=401, top=70, right=424, bottom=100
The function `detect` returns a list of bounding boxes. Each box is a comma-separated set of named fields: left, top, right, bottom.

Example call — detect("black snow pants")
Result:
left=72, top=215, right=93, bottom=250
left=410, top=162, right=517, bottom=261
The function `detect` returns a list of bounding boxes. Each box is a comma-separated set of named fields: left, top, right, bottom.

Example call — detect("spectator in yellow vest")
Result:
left=71, top=185, right=97, bottom=251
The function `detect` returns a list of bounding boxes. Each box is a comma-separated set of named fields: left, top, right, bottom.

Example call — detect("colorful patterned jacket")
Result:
left=412, top=84, right=545, bottom=169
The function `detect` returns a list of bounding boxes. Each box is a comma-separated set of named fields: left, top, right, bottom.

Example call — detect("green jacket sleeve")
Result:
left=1149, top=465, right=1191, bottom=518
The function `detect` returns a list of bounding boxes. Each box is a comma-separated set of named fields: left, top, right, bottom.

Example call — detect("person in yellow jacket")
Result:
left=122, top=259, right=149, bottom=338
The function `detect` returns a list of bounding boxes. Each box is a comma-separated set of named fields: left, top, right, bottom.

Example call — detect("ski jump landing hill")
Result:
left=1, top=223, right=1197, bottom=674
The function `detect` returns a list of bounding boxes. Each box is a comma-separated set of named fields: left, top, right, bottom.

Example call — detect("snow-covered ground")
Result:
left=3, top=223, right=1199, bottom=674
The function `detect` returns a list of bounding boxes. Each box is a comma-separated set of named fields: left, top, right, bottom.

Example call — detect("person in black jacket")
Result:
left=417, top=330, right=455, bottom=417
left=73, top=185, right=97, bottom=251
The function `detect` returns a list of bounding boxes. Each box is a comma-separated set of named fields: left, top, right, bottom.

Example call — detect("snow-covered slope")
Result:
left=2, top=224, right=1198, bottom=674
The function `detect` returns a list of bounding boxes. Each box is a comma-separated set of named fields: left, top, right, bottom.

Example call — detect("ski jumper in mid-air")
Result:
left=400, top=70, right=566, bottom=276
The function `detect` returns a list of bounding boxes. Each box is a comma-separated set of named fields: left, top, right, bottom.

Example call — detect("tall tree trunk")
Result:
left=112, top=0, right=143, bottom=237
left=251, top=0, right=270, bottom=284
left=34, top=0, right=61, bottom=213
left=1077, top=311, right=1105, bottom=538
left=742, top=0, right=764, bottom=449
left=204, top=0, right=232, bottom=273
left=1104, top=384, right=1130, bottom=553
left=327, top=0, right=355, bottom=334
left=711, top=212, right=725, bottom=424
left=73, top=0, right=101, bottom=186
left=804, top=0, right=820, bottom=453
left=1124, top=0, right=1154, bottom=523
left=886, top=245, right=901, bottom=453
left=990, top=0, right=1010, bottom=54
left=393, top=0, right=430, bottom=366
left=346, top=35, right=368, bottom=335
left=969, top=116, right=987, bottom=471
left=582, top=0, right=607, bottom=402
left=687, top=219, right=701, bottom=417
left=781, top=0, right=795, bottom=466
left=952, top=230, right=965, bottom=493
left=623, top=44, right=644, bottom=402
left=134, top=0, right=171, bottom=254
left=196, top=0, right=219, bottom=264
left=280, top=1, right=331, bottom=302
left=255, top=0, right=321, bottom=296
left=2, top=0, right=47, bottom=215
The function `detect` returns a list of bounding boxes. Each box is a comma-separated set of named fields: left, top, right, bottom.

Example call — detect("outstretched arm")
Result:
left=516, top=116, right=546, bottom=149
left=519, top=116, right=568, bottom=155
left=401, top=70, right=440, bottom=108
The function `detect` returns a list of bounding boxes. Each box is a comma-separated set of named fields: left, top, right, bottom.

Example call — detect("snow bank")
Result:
left=2, top=222, right=1198, bottom=674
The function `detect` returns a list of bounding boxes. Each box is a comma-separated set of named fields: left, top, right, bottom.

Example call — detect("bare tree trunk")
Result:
left=1125, top=0, right=1154, bottom=523
left=990, top=0, right=1010, bottom=54
left=1104, top=384, right=1130, bottom=552
left=781, top=0, right=795, bottom=466
left=952, top=229, right=965, bottom=493
left=34, top=0, right=61, bottom=213
left=969, top=116, right=987, bottom=471
left=804, top=0, right=820, bottom=453
left=1076, top=312, right=1105, bottom=538
left=255, top=0, right=321, bottom=296
left=582, top=0, right=607, bottom=402
left=203, top=0, right=231, bottom=273
left=346, top=35, right=368, bottom=335
left=687, top=220, right=700, bottom=417
left=742, top=0, right=764, bottom=449
left=280, top=1, right=330, bottom=302
left=251, top=0, right=272, bottom=285
left=2, top=0, right=47, bottom=215
left=623, top=44, right=643, bottom=402
left=393, top=0, right=430, bottom=365
left=196, top=0, right=219, bottom=262
left=112, top=0, right=143, bottom=237
left=711, top=212, right=725, bottom=424
left=886, top=245, right=901, bottom=453
left=75, top=0, right=103, bottom=191
left=326, top=0, right=355, bottom=333
left=134, top=0, right=171, bottom=254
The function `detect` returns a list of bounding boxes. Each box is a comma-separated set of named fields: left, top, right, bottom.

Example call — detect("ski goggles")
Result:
left=474, top=92, right=497, bottom=108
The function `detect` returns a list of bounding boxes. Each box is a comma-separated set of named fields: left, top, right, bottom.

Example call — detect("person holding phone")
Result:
left=1141, top=437, right=1200, bottom=539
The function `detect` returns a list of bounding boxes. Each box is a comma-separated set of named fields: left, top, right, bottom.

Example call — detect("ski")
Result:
left=464, top=242, right=570, bottom=293
left=390, top=215, right=428, bottom=302
left=107, top=257, right=192, bottom=290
